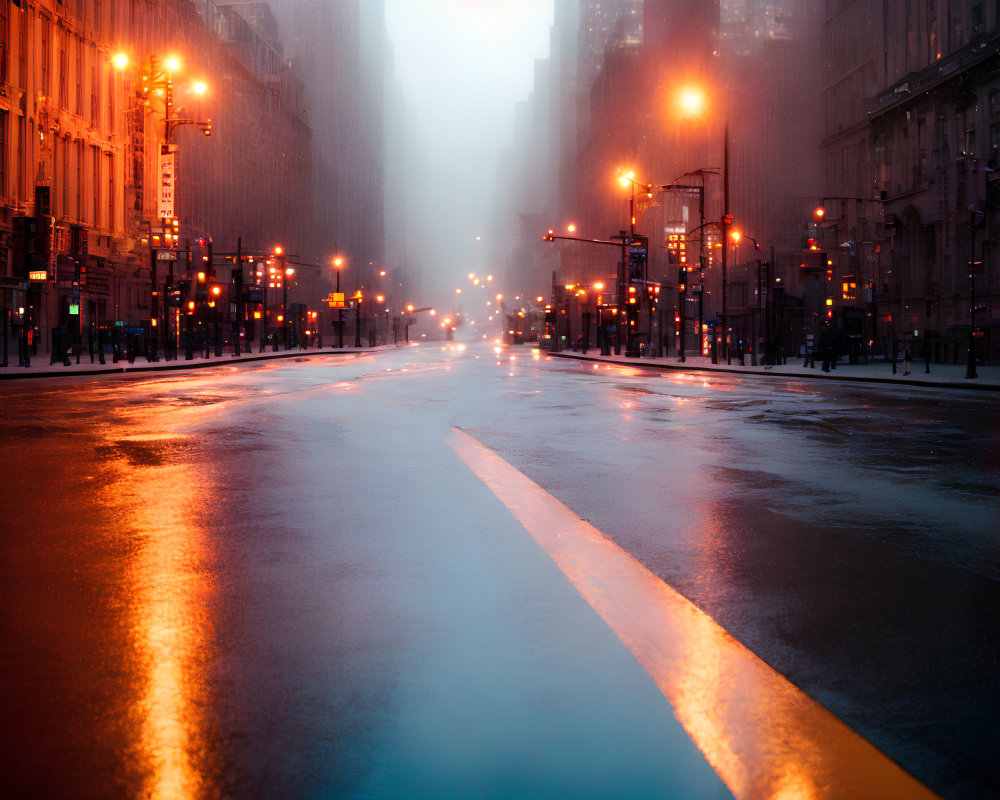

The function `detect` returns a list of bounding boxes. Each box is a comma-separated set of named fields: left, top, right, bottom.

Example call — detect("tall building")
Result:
left=0, top=0, right=312, bottom=362
left=819, top=0, right=1000, bottom=363
left=274, top=0, right=388, bottom=293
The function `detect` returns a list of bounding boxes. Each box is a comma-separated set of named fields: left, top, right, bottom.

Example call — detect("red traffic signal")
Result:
left=721, top=214, right=733, bottom=226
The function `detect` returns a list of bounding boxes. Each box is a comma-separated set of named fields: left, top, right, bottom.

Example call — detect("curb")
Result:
left=0, top=346, right=399, bottom=381
left=546, top=351, right=1000, bottom=392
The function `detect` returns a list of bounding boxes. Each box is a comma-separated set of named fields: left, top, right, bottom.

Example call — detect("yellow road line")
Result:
left=449, top=427, right=941, bottom=800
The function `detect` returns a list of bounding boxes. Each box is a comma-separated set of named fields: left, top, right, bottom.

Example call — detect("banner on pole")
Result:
left=159, top=150, right=176, bottom=219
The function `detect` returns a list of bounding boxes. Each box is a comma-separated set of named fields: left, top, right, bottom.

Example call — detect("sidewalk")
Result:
left=546, top=348, right=1000, bottom=391
left=0, top=343, right=402, bottom=381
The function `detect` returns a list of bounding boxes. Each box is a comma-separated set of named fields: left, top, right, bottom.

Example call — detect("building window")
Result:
left=76, top=140, right=83, bottom=221
left=40, top=16, right=51, bottom=99
left=76, top=47, right=83, bottom=115
left=62, top=136, right=70, bottom=216
left=17, top=11, right=24, bottom=90
left=58, top=36, right=67, bottom=109
left=0, top=1, right=8, bottom=87
left=107, top=67, right=114, bottom=131
left=106, top=153, right=114, bottom=231
left=91, top=145, right=100, bottom=226
left=972, top=4, right=985, bottom=35
left=91, top=63, right=98, bottom=128
left=18, top=114, right=25, bottom=199
left=0, top=110, right=7, bottom=198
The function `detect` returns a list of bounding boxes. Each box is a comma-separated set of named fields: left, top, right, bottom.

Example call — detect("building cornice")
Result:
left=865, top=34, right=1000, bottom=121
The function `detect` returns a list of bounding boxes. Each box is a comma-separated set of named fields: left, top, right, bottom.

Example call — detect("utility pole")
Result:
left=721, top=121, right=730, bottom=365
left=233, top=237, right=243, bottom=356
left=967, top=208, right=979, bottom=379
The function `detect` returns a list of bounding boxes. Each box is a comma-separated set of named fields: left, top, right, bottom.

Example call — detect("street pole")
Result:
left=260, top=273, right=267, bottom=353
left=148, top=243, right=159, bottom=362
left=282, top=278, right=289, bottom=350
left=722, top=120, right=730, bottom=365
left=233, top=237, right=243, bottom=356
left=336, top=269, right=343, bottom=348
left=767, top=245, right=774, bottom=362
left=699, top=184, right=706, bottom=362
left=753, top=255, right=761, bottom=366
left=966, top=209, right=978, bottom=379
left=165, top=259, right=173, bottom=360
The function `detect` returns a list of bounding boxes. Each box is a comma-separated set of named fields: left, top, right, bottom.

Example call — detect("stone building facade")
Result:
left=820, top=0, right=1000, bottom=363
left=0, top=0, right=311, bottom=362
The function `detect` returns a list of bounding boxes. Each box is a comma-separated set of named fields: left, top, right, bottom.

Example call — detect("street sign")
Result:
left=244, top=286, right=263, bottom=303
left=327, top=292, right=346, bottom=308
left=156, top=250, right=178, bottom=261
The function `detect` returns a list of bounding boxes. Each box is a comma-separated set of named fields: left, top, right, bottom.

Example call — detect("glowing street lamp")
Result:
left=332, top=256, right=346, bottom=347
left=678, top=86, right=706, bottom=117
left=675, top=82, right=731, bottom=363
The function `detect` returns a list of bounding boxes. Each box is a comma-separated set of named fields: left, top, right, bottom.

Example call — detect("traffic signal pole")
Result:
left=543, top=231, right=636, bottom=356
left=722, top=121, right=730, bottom=365
left=233, top=237, right=243, bottom=356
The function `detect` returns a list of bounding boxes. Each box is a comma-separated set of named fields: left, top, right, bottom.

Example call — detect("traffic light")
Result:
left=721, top=214, right=733, bottom=226
left=167, top=280, right=189, bottom=307
left=814, top=205, right=826, bottom=221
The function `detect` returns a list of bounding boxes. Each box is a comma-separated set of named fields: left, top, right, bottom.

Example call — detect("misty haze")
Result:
left=2, top=2, right=999, bottom=800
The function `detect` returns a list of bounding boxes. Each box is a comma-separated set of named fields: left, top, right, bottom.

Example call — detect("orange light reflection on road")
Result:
left=108, top=392, right=225, bottom=799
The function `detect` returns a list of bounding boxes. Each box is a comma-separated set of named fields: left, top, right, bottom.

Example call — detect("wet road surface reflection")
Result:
left=1, top=346, right=996, bottom=798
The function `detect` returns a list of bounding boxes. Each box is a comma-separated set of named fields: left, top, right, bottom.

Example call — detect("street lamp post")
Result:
left=355, top=294, right=363, bottom=348
left=967, top=208, right=980, bottom=379
left=282, top=266, right=295, bottom=350
left=333, top=256, right=345, bottom=348
left=732, top=231, right=763, bottom=365
left=661, top=170, right=716, bottom=362
left=721, top=121, right=731, bottom=365
left=115, top=53, right=211, bottom=363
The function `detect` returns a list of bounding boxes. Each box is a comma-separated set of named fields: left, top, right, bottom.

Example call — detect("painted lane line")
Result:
left=448, top=427, right=941, bottom=800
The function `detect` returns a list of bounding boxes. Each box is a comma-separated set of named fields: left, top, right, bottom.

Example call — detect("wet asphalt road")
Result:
left=0, top=343, right=997, bottom=799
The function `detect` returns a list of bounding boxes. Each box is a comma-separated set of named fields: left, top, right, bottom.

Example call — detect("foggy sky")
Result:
left=384, top=0, right=554, bottom=307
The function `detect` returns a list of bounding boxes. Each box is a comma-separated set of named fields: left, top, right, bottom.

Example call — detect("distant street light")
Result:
left=676, top=83, right=730, bottom=363
left=332, top=256, right=345, bottom=348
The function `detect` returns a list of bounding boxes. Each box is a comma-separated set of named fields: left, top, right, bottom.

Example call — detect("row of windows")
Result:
left=0, top=109, right=116, bottom=232
left=51, top=135, right=116, bottom=231
left=2, top=3, right=118, bottom=132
